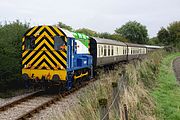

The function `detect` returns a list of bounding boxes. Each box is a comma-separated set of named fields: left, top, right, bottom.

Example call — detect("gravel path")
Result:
left=173, top=57, right=180, bottom=82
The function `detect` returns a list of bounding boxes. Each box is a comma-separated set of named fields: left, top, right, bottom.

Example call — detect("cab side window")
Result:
left=25, top=36, right=35, bottom=50
left=54, top=36, right=65, bottom=50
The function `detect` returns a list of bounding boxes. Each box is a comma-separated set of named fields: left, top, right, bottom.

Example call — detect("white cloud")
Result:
left=0, top=0, right=180, bottom=37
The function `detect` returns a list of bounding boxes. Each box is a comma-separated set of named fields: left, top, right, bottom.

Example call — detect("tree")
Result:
left=167, top=21, right=180, bottom=46
left=157, top=27, right=169, bottom=45
left=75, top=28, right=97, bottom=36
left=0, top=20, right=29, bottom=91
left=56, top=22, right=73, bottom=31
left=109, top=34, right=128, bottom=42
left=157, top=21, right=180, bottom=49
left=148, top=37, right=160, bottom=45
left=97, top=32, right=112, bottom=39
left=115, top=21, right=148, bottom=44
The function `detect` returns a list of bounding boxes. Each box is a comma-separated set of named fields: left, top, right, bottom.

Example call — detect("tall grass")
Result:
left=52, top=50, right=166, bottom=120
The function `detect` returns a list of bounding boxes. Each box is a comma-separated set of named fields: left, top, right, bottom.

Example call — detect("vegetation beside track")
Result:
left=151, top=52, right=180, bottom=120
left=0, top=21, right=29, bottom=95
left=52, top=50, right=166, bottom=120
left=0, top=20, right=179, bottom=98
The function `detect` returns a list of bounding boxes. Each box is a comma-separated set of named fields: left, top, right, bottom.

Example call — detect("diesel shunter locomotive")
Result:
left=22, top=26, right=93, bottom=90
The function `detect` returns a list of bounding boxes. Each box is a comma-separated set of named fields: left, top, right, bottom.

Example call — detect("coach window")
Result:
left=54, top=36, right=65, bottom=50
left=101, top=46, right=103, bottom=56
left=116, top=47, right=118, bottom=55
left=104, top=45, right=107, bottom=56
left=118, top=46, right=121, bottom=55
left=111, top=46, right=113, bottom=56
left=108, top=46, right=110, bottom=56
left=25, top=36, right=35, bottom=50
left=123, top=47, right=124, bottom=55
left=98, top=45, right=101, bottom=57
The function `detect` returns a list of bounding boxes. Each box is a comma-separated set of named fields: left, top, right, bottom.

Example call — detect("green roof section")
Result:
left=72, top=32, right=89, bottom=40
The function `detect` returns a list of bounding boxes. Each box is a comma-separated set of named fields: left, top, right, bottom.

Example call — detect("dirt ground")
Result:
left=173, top=57, right=180, bottom=82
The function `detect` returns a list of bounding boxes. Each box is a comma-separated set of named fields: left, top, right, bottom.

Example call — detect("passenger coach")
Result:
left=89, top=37, right=127, bottom=67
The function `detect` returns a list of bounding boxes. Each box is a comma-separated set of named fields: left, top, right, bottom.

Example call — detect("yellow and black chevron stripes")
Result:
left=22, top=26, right=67, bottom=50
left=22, top=26, right=67, bottom=70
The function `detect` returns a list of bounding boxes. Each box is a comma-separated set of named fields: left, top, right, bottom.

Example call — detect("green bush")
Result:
left=0, top=20, right=29, bottom=92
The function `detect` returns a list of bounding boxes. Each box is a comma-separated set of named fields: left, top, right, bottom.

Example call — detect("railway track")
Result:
left=0, top=79, right=94, bottom=120
left=0, top=90, right=43, bottom=112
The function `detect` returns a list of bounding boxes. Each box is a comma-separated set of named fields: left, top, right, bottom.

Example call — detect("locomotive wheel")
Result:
left=58, top=81, right=66, bottom=93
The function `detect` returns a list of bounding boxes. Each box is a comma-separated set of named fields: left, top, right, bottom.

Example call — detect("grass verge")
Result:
left=52, top=50, right=166, bottom=120
left=151, top=52, right=180, bottom=120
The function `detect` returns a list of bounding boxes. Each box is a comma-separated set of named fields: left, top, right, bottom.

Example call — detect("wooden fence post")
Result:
left=99, top=98, right=109, bottom=120
left=112, top=82, right=120, bottom=118
left=123, top=104, right=128, bottom=120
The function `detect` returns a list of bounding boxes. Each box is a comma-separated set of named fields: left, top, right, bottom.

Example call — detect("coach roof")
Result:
left=125, top=43, right=146, bottom=47
left=92, top=37, right=126, bottom=46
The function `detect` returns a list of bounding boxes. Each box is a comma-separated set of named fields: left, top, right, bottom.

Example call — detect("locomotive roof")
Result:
left=60, top=28, right=89, bottom=40
left=92, top=37, right=126, bottom=46
left=60, top=28, right=74, bottom=38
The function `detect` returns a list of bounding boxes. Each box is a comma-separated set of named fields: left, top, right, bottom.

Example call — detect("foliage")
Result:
left=109, top=34, right=129, bottom=42
left=151, top=52, right=180, bottom=120
left=157, top=21, right=180, bottom=50
left=115, top=21, right=148, bottom=44
left=97, top=32, right=128, bottom=42
left=97, top=32, right=111, bottom=38
left=148, top=37, right=160, bottom=45
left=53, top=51, right=167, bottom=120
left=168, top=21, right=180, bottom=49
left=56, top=22, right=73, bottom=31
left=75, top=28, right=97, bottom=36
left=157, top=27, right=170, bottom=45
left=0, top=20, right=29, bottom=92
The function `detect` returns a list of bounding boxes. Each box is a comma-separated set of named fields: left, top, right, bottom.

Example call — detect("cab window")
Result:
left=54, top=36, right=65, bottom=50
left=25, top=36, right=35, bottom=50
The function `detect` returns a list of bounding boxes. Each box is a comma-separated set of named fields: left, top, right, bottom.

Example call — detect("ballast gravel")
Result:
left=0, top=95, right=54, bottom=120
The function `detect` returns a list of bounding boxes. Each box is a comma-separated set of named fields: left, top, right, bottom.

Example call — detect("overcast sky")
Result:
left=0, top=0, right=180, bottom=37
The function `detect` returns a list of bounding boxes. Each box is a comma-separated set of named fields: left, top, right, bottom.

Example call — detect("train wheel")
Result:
left=58, top=81, right=66, bottom=93
left=22, top=74, right=30, bottom=89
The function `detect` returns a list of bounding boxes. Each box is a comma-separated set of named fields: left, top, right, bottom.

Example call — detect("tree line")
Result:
left=0, top=20, right=29, bottom=92
left=0, top=20, right=179, bottom=92
left=58, top=21, right=180, bottom=48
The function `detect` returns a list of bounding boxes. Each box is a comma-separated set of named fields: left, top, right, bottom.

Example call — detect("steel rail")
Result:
left=15, top=81, right=93, bottom=120
left=0, top=90, right=43, bottom=111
